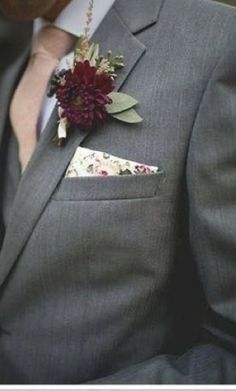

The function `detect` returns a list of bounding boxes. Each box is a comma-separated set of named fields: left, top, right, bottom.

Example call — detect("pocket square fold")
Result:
left=65, top=147, right=159, bottom=178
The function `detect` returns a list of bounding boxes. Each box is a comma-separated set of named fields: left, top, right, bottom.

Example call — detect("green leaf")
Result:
left=111, top=108, right=143, bottom=124
left=107, top=92, right=139, bottom=114
left=87, top=43, right=100, bottom=63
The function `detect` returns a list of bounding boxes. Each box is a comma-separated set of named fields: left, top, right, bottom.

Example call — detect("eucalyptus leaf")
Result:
left=86, top=43, right=95, bottom=60
left=107, top=92, right=139, bottom=114
left=111, top=108, right=143, bottom=124
left=87, top=43, right=100, bottom=63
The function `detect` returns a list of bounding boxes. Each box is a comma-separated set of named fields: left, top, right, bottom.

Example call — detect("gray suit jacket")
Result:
left=0, top=0, right=236, bottom=384
left=0, top=13, right=32, bottom=74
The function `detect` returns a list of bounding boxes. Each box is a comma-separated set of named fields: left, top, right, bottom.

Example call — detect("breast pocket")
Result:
left=52, top=171, right=164, bottom=201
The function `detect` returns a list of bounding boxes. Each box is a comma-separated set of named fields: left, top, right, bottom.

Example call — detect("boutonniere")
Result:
left=48, top=0, right=143, bottom=146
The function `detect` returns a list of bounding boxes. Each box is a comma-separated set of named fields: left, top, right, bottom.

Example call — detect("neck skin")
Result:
left=43, top=0, right=71, bottom=22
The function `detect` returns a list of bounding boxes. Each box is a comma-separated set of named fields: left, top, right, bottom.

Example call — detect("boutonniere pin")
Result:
left=48, top=0, right=143, bottom=146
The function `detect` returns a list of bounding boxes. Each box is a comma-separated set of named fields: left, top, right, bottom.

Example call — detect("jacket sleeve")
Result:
left=87, top=25, right=236, bottom=385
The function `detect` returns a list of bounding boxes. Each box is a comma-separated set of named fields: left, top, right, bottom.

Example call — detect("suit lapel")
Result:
left=115, top=0, right=165, bottom=34
left=0, top=2, right=164, bottom=287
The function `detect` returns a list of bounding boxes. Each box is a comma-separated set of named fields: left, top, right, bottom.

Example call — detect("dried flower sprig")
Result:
left=84, top=0, right=94, bottom=41
left=74, top=0, right=94, bottom=61
left=96, top=50, right=124, bottom=80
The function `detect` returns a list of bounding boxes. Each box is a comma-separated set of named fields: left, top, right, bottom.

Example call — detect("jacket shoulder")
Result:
left=172, top=0, right=236, bottom=22
left=163, top=0, right=236, bottom=57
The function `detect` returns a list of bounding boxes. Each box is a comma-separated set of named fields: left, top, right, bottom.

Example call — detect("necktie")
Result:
left=10, top=25, right=76, bottom=173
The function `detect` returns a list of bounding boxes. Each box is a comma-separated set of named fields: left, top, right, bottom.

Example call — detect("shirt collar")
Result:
left=34, top=0, right=116, bottom=38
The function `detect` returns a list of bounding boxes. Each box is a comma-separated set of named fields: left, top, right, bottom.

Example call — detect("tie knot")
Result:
left=31, top=25, right=77, bottom=62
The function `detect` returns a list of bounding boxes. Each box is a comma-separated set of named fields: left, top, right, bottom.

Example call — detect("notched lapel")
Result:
left=115, top=0, right=165, bottom=35
left=92, top=7, right=146, bottom=91
left=0, top=3, right=161, bottom=288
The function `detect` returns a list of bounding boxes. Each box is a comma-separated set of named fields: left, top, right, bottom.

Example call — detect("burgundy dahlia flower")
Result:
left=55, top=60, right=114, bottom=129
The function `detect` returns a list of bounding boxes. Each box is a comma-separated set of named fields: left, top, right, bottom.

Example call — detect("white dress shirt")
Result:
left=34, top=0, right=115, bottom=133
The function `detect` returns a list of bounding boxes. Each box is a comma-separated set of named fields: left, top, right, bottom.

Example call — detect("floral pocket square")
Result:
left=65, top=147, right=159, bottom=178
